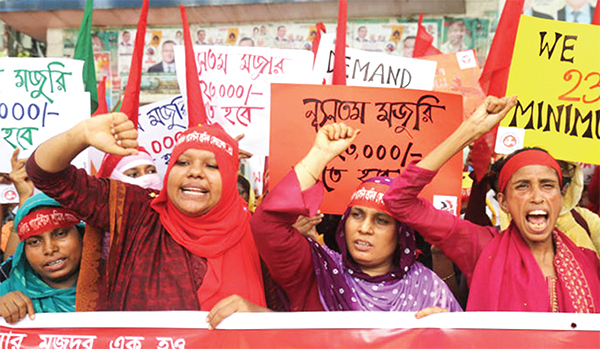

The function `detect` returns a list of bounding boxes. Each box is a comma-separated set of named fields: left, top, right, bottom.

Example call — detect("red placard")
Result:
left=270, top=83, right=463, bottom=214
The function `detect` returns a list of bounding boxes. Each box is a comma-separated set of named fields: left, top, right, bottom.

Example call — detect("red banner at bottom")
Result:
left=0, top=311, right=598, bottom=348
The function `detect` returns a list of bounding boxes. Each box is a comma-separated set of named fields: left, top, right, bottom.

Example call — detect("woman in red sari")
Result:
left=385, top=95, right=599, bottom=312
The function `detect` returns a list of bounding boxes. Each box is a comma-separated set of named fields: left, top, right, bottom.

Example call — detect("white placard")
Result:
left=137, top=95, right=188, bottom=180
left=175, top=45, right=317, bottom=193
left=0, top=58, right=90, bottom=173
left=313, top=34, right=437, bottom=90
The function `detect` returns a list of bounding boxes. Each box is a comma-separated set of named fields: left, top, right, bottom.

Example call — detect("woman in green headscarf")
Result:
left=0, top=193, right=83, bottom=324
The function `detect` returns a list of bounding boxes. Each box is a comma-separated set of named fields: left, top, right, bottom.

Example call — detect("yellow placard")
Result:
left=503, top=15, right=600, bottom=165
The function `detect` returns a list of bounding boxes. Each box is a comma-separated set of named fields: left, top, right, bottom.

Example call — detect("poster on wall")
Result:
left=397, top=18, right=443, bottom=58
left=501, top=0, right=598, bottom=24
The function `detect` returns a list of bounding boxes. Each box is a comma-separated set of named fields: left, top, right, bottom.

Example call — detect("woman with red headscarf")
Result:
left=25, top=113, right=266, bottom=319
left=385, top=95, right=599, bottom=312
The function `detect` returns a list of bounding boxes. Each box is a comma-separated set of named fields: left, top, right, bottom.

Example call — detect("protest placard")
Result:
left=137, top=95, right=187, bottom=179
left=270, top=83, right=463, bottom=214
left=0, top=58, right=90, bottom=173
left=174, top=45, right=316, bottom=193
left=421, top=49, right=486, bottom=120
left=497, top=16, right=600, bottom=164
left=313, top=34, right=437, bottom=90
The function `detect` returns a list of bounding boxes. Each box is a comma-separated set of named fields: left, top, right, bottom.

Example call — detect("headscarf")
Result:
left=310, top=177, right=462, bottom=311
left=97, top=147, right=162, bottom=190
left=150, top=125, right=265, bottom=310
left=0, top=193, right=83, bottom=313
left=468, top=223, right=599, bottom=312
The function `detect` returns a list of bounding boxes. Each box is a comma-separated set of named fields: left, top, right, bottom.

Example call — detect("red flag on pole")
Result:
left=593, top=0, right=600, bottom=25
left=413, top=13, right=442, bottom=58
left=471, top=0, right=524, bottom=182
left=181, top=5, right=208, bottom=128
left=92, top=77, right=108, bottom=116
left=479, top=0, right=524, bottom=98
left=119, top=0, right=149, bottom=129
left=311, top=22, right=327, bottom=65
left=332, top=0, right=347, bottom=85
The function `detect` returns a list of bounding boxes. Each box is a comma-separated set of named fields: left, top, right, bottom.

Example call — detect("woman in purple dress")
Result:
left=251, top=123, right=462, bottom=315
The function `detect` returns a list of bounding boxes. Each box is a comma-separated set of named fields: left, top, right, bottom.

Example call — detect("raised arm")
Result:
left=384, top=96, right=517, bottom=284
left=251, top=123, right=359, bottom=311
left=293, top=123, right=360, bottom=190
left=33, top=113, right=138, bottom=173
left=417, top=95, right=517, bottom=171
left=27, top=113, right=140, bottom=231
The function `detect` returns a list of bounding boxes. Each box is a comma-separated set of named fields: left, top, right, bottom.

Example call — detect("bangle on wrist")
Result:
left=298, top=161, right=319, bottom=182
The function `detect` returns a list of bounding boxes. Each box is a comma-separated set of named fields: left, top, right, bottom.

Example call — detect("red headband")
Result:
left=348, top=180, right=392, bottom=217
left=498, top=149, right=562, bottom=193
left=17, top=208, right=80, bottom=241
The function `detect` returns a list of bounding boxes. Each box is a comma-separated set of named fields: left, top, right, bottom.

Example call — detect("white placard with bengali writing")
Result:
left=313, top=34, right=437, bottom=90
left=137, top=95, right=188, bottom=180
left=174, top=45, right=317, bottom=193
left=0, top=58, right=90, bottom=173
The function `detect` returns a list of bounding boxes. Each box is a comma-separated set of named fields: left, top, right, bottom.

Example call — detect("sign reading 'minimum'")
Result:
left=498, top=16, right=600, bottom=164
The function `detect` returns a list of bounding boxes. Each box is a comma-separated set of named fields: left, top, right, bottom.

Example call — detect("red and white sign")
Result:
left=0, top=184, right=19, bottom=204
left=0, top=311, right=597, bottom=348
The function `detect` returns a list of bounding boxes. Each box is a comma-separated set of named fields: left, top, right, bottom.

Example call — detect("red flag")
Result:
left=413, top=13, right=442, bottom=58
left=593, top=0, right=600, bottom=25
left=311, top=22, right=326, bottom=65
left=92, top=77, right=108, bottom=116
left=332, top=0, right=347, bottom=85
left=479, top=0, right=524, bottom=98
left=119, top=0, right=149, bottom=129
left=181, top=5, right=208, bottom=128
left=471, top=0, right=523, bottom=183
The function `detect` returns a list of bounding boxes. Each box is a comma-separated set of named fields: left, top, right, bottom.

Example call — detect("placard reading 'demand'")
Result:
left=174, top=45, right=317, bottom=193
left=312, top=33, right=437, bottom=90
left=499, top=15, right=600, bottom=164
left=0, top=58, right=90, bottom=173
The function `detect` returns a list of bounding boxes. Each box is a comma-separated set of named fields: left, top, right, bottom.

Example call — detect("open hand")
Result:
left=293, top=212, right=324, bottom=240
left=84, top=113, right=139, bottom=156
left=206, top=295, right=271, bottom=330
left=0, top=291, right=35, bottom=324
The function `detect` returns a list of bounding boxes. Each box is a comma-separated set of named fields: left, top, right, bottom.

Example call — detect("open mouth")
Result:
left=45, top=258, right=65, bottom=268
left=181, top=187, right=208, bottom=196
left=526, top=209, right=548, bottom=232
left=354, top=240, right=373, bottom=251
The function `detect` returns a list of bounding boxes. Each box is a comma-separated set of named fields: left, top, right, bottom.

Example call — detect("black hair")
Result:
left=237, top=174, right=251, bottom=198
